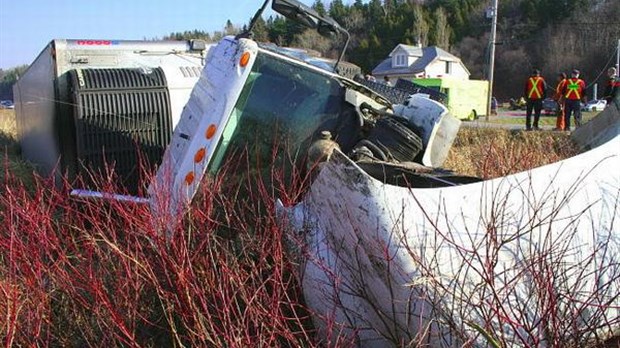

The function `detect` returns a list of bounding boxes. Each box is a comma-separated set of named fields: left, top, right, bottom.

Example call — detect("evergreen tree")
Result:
left=0, top=65, right=28, bottom=100
left=366, top=0, right=385, bottom=22
left=251, top=16, right=270, bottom=42
left=430, top=7, right=451, bottom=49
left=383, top=0, right=393, bottom=13
left=224, top=20, right=238, bottom=36
left=409, top=4, right=429, bottom=46
left=328, top=0, right=347, bottom=24
left=521, top=0, right=588, bottom=29
left=311, top=0, right=327, bottom=17
left=268, top=16, right=288, bottom=45
left=164, top=30, right=212, bottom=41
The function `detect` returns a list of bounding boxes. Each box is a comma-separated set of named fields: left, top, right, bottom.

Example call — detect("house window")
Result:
left=445, top=61, right=452, bottom=74
left=395, top=54, right=407, bottom=67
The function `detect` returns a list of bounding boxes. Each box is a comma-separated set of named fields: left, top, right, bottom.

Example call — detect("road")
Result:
left=464, top=109, right=557, bottom=131
left=463, top=108, right=593, bottom=131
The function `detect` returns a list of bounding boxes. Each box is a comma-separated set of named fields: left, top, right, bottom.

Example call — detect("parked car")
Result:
left=0, top=100, right=14, bottom=109
left=542, top=98, right=558, bottom=115
left=582, top=99, right=607, bottom=112
left=509, top=97, right=526, bottom=110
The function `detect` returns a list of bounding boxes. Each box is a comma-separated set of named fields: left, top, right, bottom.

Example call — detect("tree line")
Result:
left=0, top=66, right=28, bottom=101
left=2, top=0, right=618, bottom=101
left=163, top=0, right=619, bottom=100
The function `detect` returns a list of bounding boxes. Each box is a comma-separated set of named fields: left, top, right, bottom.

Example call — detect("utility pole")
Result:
left=486, top=0, right=498, bottom=121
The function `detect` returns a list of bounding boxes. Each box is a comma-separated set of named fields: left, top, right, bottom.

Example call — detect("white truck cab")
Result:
left=149, top=29, right=458, bottom=216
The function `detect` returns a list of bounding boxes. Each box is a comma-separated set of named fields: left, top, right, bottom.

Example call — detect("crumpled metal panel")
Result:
left=279, top=131, right=620, bottom=346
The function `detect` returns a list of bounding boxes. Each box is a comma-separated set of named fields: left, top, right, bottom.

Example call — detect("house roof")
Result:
left=388, top=44, right=424, bottom=57
left=372, top=44, right=466, bottom=76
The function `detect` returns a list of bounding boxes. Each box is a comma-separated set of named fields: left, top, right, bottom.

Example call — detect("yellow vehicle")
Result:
left=413, top=77, right=489, bottom=120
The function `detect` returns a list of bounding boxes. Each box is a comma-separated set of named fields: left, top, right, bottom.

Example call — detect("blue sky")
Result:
left=0, top=0, right=305, bottom=69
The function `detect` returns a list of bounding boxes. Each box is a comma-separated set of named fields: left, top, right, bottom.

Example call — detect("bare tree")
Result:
left=410, top=4, right=429, bottom=47
left=291, top=29, right=332, bottom=57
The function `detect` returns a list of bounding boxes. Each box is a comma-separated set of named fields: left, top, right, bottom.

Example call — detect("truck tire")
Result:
left=468, top=109, right=477, bottom=121
left=367, top=117, right=423, bottom=163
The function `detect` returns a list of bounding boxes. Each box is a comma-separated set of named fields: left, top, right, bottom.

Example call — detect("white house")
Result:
left=372, top=44, right=470, bottom=85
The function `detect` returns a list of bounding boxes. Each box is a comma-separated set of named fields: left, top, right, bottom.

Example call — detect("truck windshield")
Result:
left=208, top=51, right=358, bottom=179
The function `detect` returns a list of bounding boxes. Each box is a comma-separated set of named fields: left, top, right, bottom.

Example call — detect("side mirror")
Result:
left=272, top=0, right=319, bottom=29
left=317, top=17, right=341, bottom=38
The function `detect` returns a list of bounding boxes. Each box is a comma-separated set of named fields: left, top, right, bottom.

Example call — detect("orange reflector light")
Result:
left=206, top=124, right=217, bottom=139
left=194, top=147, right=206, bottom=163
left=240, top=52, right=251, bottom=67
left=184, top=172, right=195, bottom=185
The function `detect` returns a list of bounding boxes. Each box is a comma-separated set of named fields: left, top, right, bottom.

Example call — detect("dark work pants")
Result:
left=564, top=99, right=582, bottom=130
left=526, top=99, right=542, bottom=129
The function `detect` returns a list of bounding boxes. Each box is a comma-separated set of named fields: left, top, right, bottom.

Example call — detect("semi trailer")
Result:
left=13, top=39, right=210, bottom=191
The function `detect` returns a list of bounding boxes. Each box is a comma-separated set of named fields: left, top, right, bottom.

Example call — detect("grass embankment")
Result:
left=3, top=111, right=608, bottom=347
left=444, top=127, right=579, bottom=179
left=486, top=109, right=598, bottom=126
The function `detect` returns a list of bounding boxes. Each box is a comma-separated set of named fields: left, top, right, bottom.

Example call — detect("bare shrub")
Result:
left=1, top=123, right=615, bottom=347
left=409, top=173, right=620, bottom=347
left=0, top=148, right=341, bottom=347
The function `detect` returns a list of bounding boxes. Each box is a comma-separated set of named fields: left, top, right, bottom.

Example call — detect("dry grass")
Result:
left=0, top=109, right=16, bottom=137
left=0, top=109, right=35, bottom=189
left=444, top=127, right=580, bottom=179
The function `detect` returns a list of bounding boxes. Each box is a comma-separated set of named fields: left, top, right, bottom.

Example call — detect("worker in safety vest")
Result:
left=523, top=68, right=547, bottom=130
left=603, top=67, right=619, bottom=104
left=553, top=72, right=567, bottom=131
left=561, top=69, right=586, bottom=130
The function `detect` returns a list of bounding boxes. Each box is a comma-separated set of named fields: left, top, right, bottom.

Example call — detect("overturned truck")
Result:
left=76, top=0, right=620, bottom=346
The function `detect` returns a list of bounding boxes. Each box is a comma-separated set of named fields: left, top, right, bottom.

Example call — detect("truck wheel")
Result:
left=468, top=109, right=477, bottom=121
left=367, top=117, right=423, bottom=162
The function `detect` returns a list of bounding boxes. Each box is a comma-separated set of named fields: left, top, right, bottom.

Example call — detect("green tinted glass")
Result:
left=209, top=52, right=352, bottom=177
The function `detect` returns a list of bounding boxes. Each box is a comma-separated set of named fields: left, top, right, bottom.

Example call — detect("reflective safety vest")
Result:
left=565, top=78, right=584, bottom=100
left=554, top=79, right=567, bottom=100
left=527, top=77, right=545, bottom=99
left=555, top=79, right=567, bottom=95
